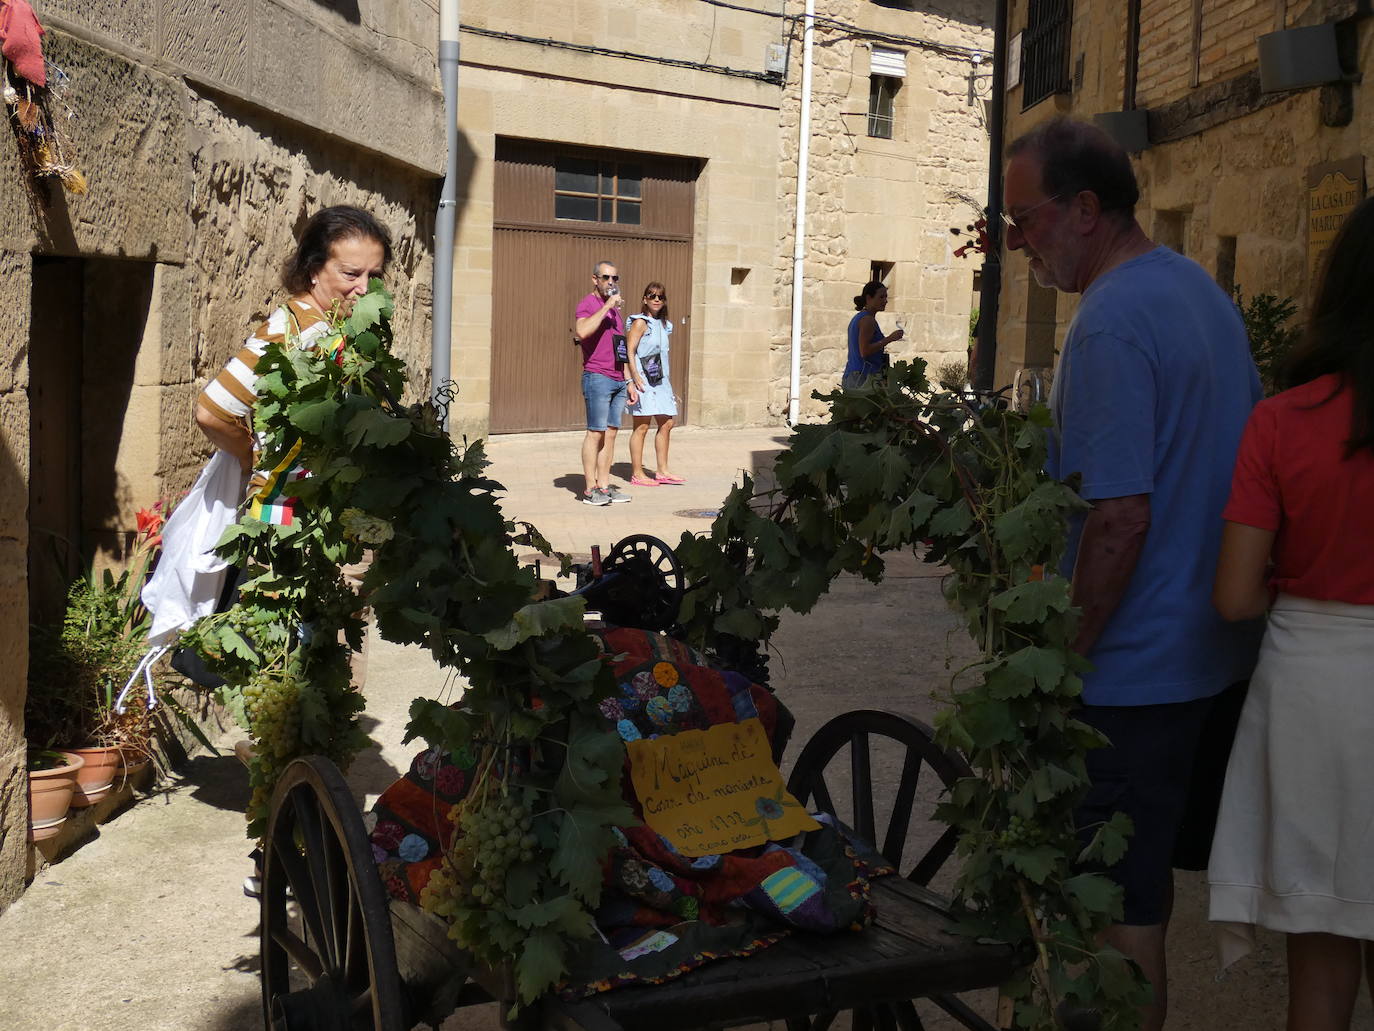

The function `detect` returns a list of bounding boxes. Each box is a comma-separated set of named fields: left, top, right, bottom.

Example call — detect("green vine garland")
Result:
left=184, top=285, right=1145, bottom=1024
left=182, top=283, right=630, bottom=1004
left=674, top=360, right=1149, bottom=1029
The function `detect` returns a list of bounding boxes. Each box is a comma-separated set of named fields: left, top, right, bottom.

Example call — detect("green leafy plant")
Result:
left=181, top=281, right=630, bottom=1005
left=26, top=511, right=165, bottom=764
left=1235, top=288, right=1300, bottom=396
left=674, top=362, right=1149, bottom=1030
left=27, top=748, right=77, bottom=772
left=185, top=282, right=1147, bottom=1021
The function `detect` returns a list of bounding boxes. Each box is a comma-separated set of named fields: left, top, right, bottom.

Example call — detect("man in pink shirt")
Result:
left=574, top=260, right=637, bottom=505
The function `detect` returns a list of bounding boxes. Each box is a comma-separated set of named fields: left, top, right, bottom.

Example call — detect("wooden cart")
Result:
left=258, top=708, right=1019, bottom=1031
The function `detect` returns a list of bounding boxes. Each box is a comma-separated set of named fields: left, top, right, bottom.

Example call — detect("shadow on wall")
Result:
left=312, top=0, right=361, bottom=23
left=28, top=256, right=154, bottom=622
left=905, top=0, right=993, bottom=30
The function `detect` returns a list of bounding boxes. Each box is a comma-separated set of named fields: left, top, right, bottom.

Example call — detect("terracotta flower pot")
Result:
left=28, top=751, right=85, bottom=841
left=114, top=745, right=153, bottom=781
left=68, top=746, right=122, bottom=807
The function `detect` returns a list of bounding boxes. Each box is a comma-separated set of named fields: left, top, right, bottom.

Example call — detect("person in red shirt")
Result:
left=1210, top=195, right=1374, bottom=1031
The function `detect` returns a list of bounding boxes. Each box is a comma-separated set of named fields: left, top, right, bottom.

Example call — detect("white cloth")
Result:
left=1208, top=595, right=1374, bottom=968
left=141, top=450, right=245, bottom=647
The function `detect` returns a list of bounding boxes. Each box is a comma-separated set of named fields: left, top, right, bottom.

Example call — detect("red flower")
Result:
left=136, top=507, right=164, bottom=547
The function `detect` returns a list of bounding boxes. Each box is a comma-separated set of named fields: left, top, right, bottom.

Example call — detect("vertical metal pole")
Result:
left=973, top=0, right=1007, bottom=392
left=432, top=0, right=461, bottom=432
left=787, top=0, right=815, bottom=426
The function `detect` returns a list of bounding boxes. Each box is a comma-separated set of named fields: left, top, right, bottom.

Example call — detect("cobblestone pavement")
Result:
left=0, top=426, right=1352, bottom=1030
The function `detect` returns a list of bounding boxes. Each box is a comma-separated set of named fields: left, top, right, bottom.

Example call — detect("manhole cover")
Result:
left=675, top=509, right=720, bottom=520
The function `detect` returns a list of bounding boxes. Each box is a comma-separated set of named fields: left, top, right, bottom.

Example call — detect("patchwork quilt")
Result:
left=367, top=626, right=891, bottom=995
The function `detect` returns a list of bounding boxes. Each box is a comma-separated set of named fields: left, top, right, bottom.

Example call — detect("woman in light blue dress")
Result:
left=626, top=282, right=681, bottom=485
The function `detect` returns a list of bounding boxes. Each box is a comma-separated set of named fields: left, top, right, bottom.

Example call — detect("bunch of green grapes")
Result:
left=997, top=813, right=1043, bottom=851
left=242, top=668, right=302, bottom=825
left=461, top=793, right=536, bottom=903
left=420, top=793, right=537, bottom=954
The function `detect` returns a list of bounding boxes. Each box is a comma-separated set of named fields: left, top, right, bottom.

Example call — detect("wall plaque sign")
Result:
left=1307, top=157, right=1365, bottom=285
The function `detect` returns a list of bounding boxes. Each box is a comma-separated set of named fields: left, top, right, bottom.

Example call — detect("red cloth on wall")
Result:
left=1223, top=373, right=1374, bottom=604
left=0, top=0, right=46, bottom=87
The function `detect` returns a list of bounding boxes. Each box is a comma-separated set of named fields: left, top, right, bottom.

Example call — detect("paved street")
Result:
left=0, top=426, right=1353, bottom=1030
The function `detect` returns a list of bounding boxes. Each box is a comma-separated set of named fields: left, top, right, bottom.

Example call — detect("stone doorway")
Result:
left=27, top=256, right=156, bottom=626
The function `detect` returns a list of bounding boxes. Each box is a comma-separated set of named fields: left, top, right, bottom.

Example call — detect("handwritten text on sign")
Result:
left=625, top=717, right=819, bottom=857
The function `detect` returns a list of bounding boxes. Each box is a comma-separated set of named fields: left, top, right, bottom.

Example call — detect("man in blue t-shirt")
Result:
left=1003, top=118, right=1262, bottom=1031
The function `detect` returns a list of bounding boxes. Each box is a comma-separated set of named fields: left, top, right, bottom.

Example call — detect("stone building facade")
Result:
left=994, top=0, right=1372, bottom=387
left=774, top=0, right=994, bottom=419
left=0, top=0, right=443, bottom=910
left=449, top=0, right=993, bottom=437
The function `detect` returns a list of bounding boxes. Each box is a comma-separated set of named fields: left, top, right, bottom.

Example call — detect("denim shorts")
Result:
left=583, top=371, right=629, bottom=431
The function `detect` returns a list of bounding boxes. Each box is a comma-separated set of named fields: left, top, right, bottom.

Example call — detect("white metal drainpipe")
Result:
left=787, top=0, right=815, bottom=427
left=433, top=0, right=461, bottom=432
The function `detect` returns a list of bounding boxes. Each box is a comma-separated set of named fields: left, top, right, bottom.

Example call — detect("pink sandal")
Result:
left=655, top=474, right=686, bottom=484
left=630, top=476, right=658, bottom=486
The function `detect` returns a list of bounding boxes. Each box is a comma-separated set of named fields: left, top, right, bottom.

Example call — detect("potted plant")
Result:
left=26, top=749, right=85, bottom=841
left=26, top=507, right=166, bottom=805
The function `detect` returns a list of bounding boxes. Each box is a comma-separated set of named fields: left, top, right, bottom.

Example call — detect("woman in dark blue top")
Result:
left=844, top=280, right=904, bottom=386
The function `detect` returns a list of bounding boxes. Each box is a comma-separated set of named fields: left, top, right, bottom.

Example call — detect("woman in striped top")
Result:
left=195, top=206, right=391, bottom=524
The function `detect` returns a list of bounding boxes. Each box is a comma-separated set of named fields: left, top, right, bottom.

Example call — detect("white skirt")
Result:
left=1208, top=595, right=1374, bottom=967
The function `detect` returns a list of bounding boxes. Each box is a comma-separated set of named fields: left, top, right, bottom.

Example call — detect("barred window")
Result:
left=554, top=158, right=642, bottom=225
left=867, top=76, right=899, bottom=139
left=1022, top=0, right=1072, bottom=110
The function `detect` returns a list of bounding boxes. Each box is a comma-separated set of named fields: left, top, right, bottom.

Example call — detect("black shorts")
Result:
left=1074, top=680, right=1249, bottom=925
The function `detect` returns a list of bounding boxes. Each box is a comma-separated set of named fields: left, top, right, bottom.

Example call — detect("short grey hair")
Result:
left=594, top=260, right=616, bottom=276
left=1008, top=117, right=1140, bottom=219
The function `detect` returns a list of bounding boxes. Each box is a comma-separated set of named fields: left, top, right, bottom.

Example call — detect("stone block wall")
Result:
left=0, top=3, right=441, bottom=911
left=773, top=0, right=994, bottom=422
left=33, top=0, right=444, bottom=176
left=0, top=251, right=32, bottom=908
left=451, top=0, right=785, bottom=436
left=995, top=2, right=1374, bottom=391
left=1137, top=0, right=1286, bottom=107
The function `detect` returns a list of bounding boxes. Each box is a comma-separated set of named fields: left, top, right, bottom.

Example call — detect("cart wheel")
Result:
left=261, top=756, right=406, bottom=1031
left=786, top=710, right=998, bottom=1031
left=604, top=533, right=685, bottom=629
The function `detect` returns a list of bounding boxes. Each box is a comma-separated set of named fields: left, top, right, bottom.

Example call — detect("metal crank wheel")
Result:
left=602, top=533, right=685, bottom=630
left=261, top=756, right=406, bottom=1031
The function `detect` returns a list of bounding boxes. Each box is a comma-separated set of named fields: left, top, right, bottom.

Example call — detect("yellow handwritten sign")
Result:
left=625, top=717, right=819, bottom=857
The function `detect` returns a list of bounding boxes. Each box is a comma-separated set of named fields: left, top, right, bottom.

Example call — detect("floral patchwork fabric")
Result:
left=367, top=626, right=892, bottom=996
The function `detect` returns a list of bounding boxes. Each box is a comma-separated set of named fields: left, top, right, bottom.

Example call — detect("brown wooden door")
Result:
left=491, top=141, right=697, bottom=433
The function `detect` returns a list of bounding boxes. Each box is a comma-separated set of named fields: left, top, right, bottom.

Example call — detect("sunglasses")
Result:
left=645, top=292, right=666, bottom=300
left=598, top=274, right=620, bottom=282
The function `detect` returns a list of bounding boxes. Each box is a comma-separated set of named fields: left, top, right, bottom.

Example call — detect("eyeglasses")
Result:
left=645, top=293, right=665, bottom=300
left=1001, top=194, right=1063, bottom=232
left=598, top=274, right=620, bottom=282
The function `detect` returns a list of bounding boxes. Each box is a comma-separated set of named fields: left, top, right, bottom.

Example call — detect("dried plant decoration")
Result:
left=4, top=59, right=87, bottom=194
